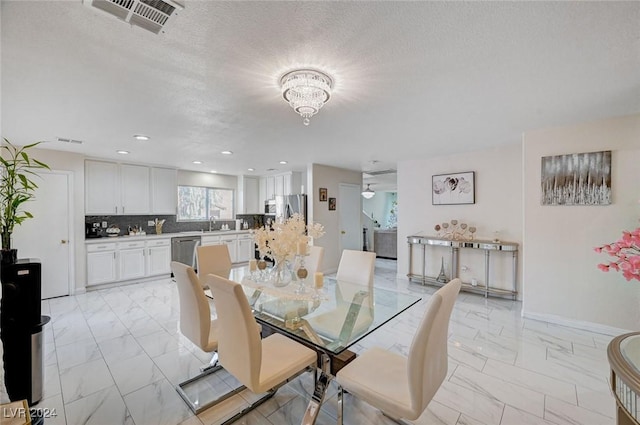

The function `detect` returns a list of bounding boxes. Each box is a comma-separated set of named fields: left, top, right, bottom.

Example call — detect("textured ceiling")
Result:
left=2, top=1, right=639, bottom=191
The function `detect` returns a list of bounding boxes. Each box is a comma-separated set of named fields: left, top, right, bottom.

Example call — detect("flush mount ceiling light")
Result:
left=280, top=69, right=333, bottom=126
left=279, top=161, right=288, bottom=165
left=192, top=160, right=202, bottom=164
left=133, top=135, right=149, bottom=141
left=361, top=184, right=375, bottom=199
left=116, top=150, right=129, bottom=155
left=221, top=150, right=233, bottom=155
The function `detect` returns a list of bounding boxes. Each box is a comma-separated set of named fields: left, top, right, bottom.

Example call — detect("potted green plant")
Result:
left=0, top=139, right=50, bottom=264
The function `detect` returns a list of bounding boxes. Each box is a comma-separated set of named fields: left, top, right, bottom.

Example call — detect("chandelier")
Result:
left=280, top=69, right=333, bottom=126
left=361, top=184, right=375, bottom=199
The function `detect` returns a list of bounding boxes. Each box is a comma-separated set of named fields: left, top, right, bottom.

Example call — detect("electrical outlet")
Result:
left=93, top=222, right=100, bottom=228
left=148, top=220, right=155, bottom=226
left=102, top=221, right=108, bottom=228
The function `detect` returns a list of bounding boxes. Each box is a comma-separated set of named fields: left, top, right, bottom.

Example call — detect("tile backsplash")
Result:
left=84, top=214, right=265, bottom=238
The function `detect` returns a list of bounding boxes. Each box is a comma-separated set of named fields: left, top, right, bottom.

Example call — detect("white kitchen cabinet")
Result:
left=266, top=176, right=275, bottom=200
left=241, top=176, right=260, bottom=214
left=258, top=177, right=267, bottom=209
left=118, top=241, right=146, bottom=280
left=151, top=167, right=177, bottom=215
left=86, top=243, right=117, bottom=285
left=146, top=238, right=171, bottom=276
left=85, top=160, right=120, bottom=214
left=237, top=233, right=254, bottom=263
left=120, top=164, right=150, bottom=214
left=201, top=235, right=221, bottom=246
left=274, top=174, right=285, bottom=197
left=220, top=234, right=238, bottom=263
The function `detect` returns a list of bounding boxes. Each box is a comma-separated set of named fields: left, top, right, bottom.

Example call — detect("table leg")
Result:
left=302, top=354, right=332, bottom=425
left=484, top=251, right=490, bottom=298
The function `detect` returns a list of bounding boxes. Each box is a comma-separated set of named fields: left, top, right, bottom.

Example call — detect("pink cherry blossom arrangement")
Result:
left=595, top=225, right=640, bottom=281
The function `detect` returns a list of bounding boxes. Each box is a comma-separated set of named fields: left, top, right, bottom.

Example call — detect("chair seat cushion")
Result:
left=306, top=305, right=373, bottom=340
left=336, top=347, right=415, bottom=419
left=255, top=333, right=316, bottom=393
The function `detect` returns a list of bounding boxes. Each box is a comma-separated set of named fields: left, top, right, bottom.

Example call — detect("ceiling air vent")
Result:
left=363, top=169, right=396, bottom=176
left=56, top=137, right=84, bottom=144
left=89, top=0, right=182, bottom=34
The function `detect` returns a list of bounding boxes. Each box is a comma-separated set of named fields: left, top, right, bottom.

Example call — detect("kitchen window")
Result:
left=177, top=185, right=234, bottom=221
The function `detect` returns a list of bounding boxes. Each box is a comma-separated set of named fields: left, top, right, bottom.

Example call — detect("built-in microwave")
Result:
left=265, top=199, right=276, bottom=214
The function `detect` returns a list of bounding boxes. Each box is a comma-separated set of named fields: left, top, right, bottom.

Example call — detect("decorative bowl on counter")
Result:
left=106, top=226, right=120, bottom=237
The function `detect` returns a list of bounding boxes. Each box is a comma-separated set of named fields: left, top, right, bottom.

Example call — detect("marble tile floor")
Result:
left=36, top=258, right=617, bottom=425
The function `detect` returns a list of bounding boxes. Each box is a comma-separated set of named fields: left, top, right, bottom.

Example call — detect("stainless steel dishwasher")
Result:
left=171, top=235, right=201, bottom=269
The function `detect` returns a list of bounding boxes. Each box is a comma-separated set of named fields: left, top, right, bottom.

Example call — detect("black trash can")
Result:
left=1, top=259, right=50, bottom=406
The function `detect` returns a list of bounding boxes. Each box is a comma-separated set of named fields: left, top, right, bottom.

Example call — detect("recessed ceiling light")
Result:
left=210, top=170, right=217, bottom=174
left=247, top=168, right=255, bottom=172
left=117, top=150, right=129, bottom=155
left=221, top=150, right=233, bottom=155
left=192, top=160, right=202, bottom=164
left=279, top=161, right=288, bottom=165
left=133, top=135, right=149, bottom=141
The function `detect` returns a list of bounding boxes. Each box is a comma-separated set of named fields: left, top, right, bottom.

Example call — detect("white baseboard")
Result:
left=522, top=311, right=632, bottom=336
left=73, top=287, right=87, bottom=295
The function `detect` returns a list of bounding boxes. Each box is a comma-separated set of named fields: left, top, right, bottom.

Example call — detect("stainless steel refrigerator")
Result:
left=275, top=194, right=307, bottom=223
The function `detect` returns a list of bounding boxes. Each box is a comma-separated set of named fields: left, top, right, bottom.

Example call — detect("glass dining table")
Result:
left=204, top=265, right=421, bottom=424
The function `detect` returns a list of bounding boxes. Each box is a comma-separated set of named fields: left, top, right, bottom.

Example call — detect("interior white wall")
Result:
left=308, top=163, right=362, bottom=273
left=31, top=148, right=86, bottom=293
left=523, top=113, right=640, bottom=332
left=397, top=144, right=524, bottom=296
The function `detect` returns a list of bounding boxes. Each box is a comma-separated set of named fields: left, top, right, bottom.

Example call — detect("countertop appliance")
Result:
left=275, top=194, right=308, bottom=224
left=171, top=235, right=201, bottom=270
left=85, top=222, right=102, bottom=238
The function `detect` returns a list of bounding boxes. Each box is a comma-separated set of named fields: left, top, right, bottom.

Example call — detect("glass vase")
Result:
left=271, top=259, right=293, bottom=287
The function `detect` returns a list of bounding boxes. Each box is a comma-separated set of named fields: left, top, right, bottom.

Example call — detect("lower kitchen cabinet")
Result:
left=237, top=233, right=254, bottom=262
left=86, top=243, right=117, bottom=285
left=86, top=237, right=172, bottom=287
left=119, top=241, right=146, bottom=281
left=220, top=235, right=238, bottom=263
left=147, top=239, right=171, bottom=275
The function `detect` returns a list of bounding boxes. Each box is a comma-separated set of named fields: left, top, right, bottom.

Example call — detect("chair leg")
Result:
left=201, top=351, right=219, bottom=372
left=381, top=412, right=408, bottom=425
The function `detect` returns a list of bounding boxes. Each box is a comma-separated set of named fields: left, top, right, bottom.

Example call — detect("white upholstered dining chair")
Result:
left=335, top=278, right=462, bottom=423
left=196, top=244, right=232, bottom=287
left=305, top=249, right=376, bottom=340
left=205, top=273, right=317, bottom=418
left=171, top=261, right=222, bottom=412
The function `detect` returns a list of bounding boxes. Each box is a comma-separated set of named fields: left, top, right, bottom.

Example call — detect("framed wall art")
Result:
left=319, top=187, right=328, bottom=202
left=541, top=150, right=611, bottom=206
left=432, top=171, right=475, bottom=205
left=328, top=197, right=336, bottom=211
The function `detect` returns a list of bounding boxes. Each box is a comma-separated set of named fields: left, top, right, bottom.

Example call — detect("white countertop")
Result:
left=85, top=229, right=252, bottom=244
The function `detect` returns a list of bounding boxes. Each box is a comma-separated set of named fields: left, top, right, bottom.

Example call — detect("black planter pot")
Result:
left=0, top=249, right=18, bottom=265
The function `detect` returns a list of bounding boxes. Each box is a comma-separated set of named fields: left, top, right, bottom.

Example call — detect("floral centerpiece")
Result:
left=253, top=213, right=324, bottom=285
left=595, top=224, right=640, bottom=281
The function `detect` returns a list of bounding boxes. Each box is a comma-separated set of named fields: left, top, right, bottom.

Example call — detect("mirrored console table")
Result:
left=608, top=332, right=640, bottom=425
left=407, top=235, right=518, bottom=299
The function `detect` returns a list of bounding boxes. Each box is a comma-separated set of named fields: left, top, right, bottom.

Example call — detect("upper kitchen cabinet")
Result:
left=85, top=160, right=176, bottom=215
left=151, top=167, right=177, bottom=215
left=238, top=175, right=260, bottom=214
left=259, top=171, right=303, bottom=205
left=85, top=160, right=120, bottom=214
left=120, top=164, right=150, bottom=214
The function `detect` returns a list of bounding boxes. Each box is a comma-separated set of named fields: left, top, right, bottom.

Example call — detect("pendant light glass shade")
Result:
left=361, top=184, right=375, bottom=199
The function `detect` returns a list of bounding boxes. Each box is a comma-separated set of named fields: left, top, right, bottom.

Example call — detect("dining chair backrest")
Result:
left=306, top=245, right=325, bottom=275
left=408, top=278, right=461, bottom=413
left=171, top=261, right=212, bottom=350
left=206, top=273, right=263, bottom=391
left=336, top=249, right=376, bottom=287
left=197, top=244, right=232, bottom=281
